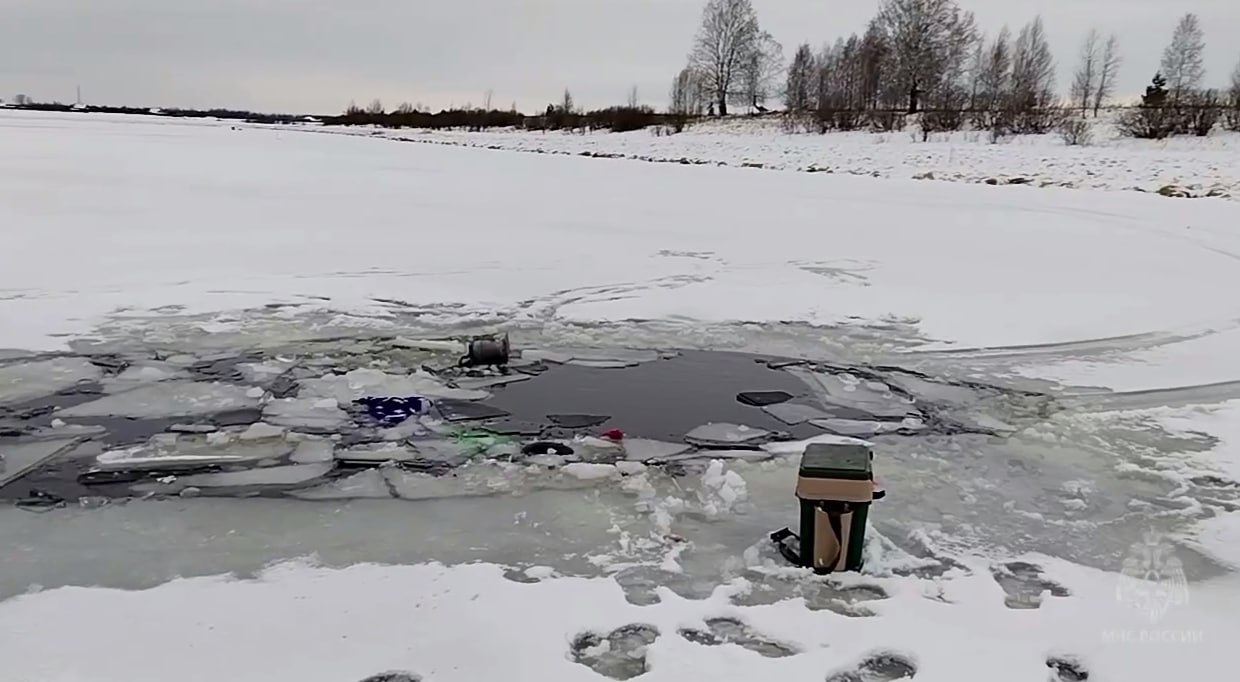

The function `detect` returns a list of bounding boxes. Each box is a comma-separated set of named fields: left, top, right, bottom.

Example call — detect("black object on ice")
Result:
left=736, top=390, right=794, bottom=407
left=460, top=333, right=510, bottom=368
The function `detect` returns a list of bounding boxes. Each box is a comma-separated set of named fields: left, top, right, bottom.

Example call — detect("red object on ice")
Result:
left=601, top=428, right=624, bottom=440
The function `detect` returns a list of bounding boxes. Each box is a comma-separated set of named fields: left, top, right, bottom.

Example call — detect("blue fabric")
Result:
left=354, top=396, right=431, bottom=426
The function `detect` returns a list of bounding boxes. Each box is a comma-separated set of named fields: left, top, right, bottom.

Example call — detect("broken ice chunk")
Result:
left=761, top=433, right=872, bottom=457
left=522, top=347, right=660, bottom=367
left=168, top=424, right=218, bottom=434
left=94, top=431, right=295, bottom=472
left=548, top=414, right=610, bottom=429
left=299, top=368, right=488, bottom=403
left=762, top=402, right=832, bottom=425
left=238, top=360, right=296, bottom=384
left=433, top=399, right=510, bottom=422
left=571, top=435, right=624, bottom=463
left=788, top=368, right=914, bottom=418
left=289, top=438, right=335, bottom=463
left=239, top=422, right=287, bottom=440
left=686, top=423, right=775, bottom=447
left=562, top=463, right=618, bottom=481
left=262, top=397, right=348, bottom=432
left=452, top=374, right=531, bottom=391
left=0, top=438, right=80, bottom=487
left=336, top=442, right=420, bottom=464
left=408, top=439, right=472, bottom=466
left=102, top=362, right=186, bottom=392
left=289, top=469, right=395, bottom=499
left=0, top=357, right=103, bottom=405
left=58, top=381, right=260, bottom=419
left=810, top=419, right=909, bottom=436
left=141, top=462, right=334, bottom=491
left=623, top=438, right=692, bottom=462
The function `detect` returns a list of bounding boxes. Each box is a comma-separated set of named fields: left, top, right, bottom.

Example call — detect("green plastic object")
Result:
left=798, top=443, right=872, bottom=482
left=798, top=442, right=874, bottom=573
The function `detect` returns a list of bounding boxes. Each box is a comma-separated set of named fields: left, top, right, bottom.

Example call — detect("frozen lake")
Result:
left=3, top=110, right=1240, bottom=682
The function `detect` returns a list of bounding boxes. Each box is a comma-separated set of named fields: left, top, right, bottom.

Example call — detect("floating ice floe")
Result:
left=95, top=431, right=296, bottom=471
left=789, top=368, right=914, bottom=418
left=0, top=357, right=103, bottom=406
left=289, top=469, right=394, bottom=499
left=761, top=402, right=833, bottom=425
left=133, top=462, right=334, bottom=493
left=336, top=442, right=421, bottom=464
left=810, top=417, right=924, bottom=436
left=0, top=438, right=80, bottom=487
left=761, top=433, right=872, bottom=456
left=622, top=438, right=692, bottom=462
left=521, top=347, right=661, bottom=368
left=262, top=397, right=348, bottom=432
left=59, top=381, right=261, bottom=419
left=299, top=368, right=488, bottom=403
left=101, top=362, right=186, bottom=393
left=685, top=423, right=776, bottom=447
left=289, top=438, right=335, bottom=464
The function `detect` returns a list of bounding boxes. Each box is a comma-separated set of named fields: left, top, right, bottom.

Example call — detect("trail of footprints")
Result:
left=352, top=561, right=1086, bottom=682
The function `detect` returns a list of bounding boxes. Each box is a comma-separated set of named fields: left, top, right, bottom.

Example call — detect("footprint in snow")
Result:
left=991, top=561, right=1070, bottom=609
left=569, top=623, right=659, bottom=680
left=678, top=617, right=799, bottom=658
left=1047, top=656, right=1089, bottom=682
left=825, top=651, right=918, bottom=682
left=357, top=672, right=420, bottom=682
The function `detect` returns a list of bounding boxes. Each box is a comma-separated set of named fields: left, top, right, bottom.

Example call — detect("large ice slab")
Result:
left=289, top=469, right=395, bottom=499
left=101, top=362, right=187, bottom=393
left=142, top=462, right=334, bottom=491
left=299, top=368, right=488, bottom=403
left=761, top=433, right=872, bottom=456
left=262, top=397, right=348, bottom=432
left=0, top=357, right=103, bottom=405
left=94, top=431, right=295, bottom=472
left=788, top=368, right=915, bottom=419
left=58, top=382, right=261, bottom=419
left=0, top=438, right=80, bottom=487
left=685, top=423, right=775, bottom=447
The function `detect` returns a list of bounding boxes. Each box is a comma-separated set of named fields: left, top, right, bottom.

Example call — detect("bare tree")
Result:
left=670, top=67, right=699, bottom=115
left=1093, top=34, right=1121, bottom=116
left=1161, top=13, right=1205, bottom=104
left=785, top=43, right=817, bottom=111
left=974, top=26, right=1012, bottom=117
left=1071, top=29, right=1101, bottom=116
left=688, top=0, right=763, bottom=116
left=1225, top=57, right=1240, bottom=131
left=483, top=90, right=494, bottom=110
left=365, top=98, right=384, bottom=115
left=877, top=0, right=978, bottom=113
left=858, top=20, right=891, bottom=111
left=627, top=85, right=639, bottom=108
left=561, top=89, right=575, bottom=114
left=737, top=31, right=784, bottom=112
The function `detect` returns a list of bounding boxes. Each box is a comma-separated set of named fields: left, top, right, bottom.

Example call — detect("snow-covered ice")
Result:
left=3, top=109, right=1240, bottom=682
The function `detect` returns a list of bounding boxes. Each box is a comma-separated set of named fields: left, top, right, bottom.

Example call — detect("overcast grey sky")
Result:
left=2, top=0, right=1238, bottom=114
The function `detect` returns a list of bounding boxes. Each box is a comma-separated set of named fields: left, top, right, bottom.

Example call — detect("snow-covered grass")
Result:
left=3, top=109, right=1240, bottom=682
left=330, top=114, right=1240, bottom=198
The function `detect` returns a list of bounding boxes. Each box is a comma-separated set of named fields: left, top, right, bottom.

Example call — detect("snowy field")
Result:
left=325, top=115, right=1240, bottom=200
left=2, top=109, right=1240, bottom=682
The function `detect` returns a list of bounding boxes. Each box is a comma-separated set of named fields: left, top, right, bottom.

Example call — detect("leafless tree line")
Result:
left=672, top=0, right=1240, bottom=140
